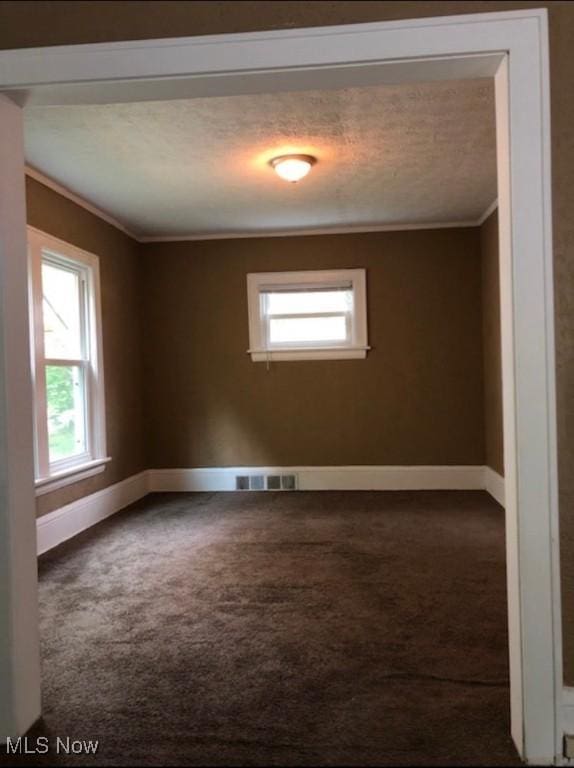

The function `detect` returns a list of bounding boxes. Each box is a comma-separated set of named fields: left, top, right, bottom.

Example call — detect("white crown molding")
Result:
left=27, top=165, right=496, bottom=244
left=25, top=165, right=140, bottom=242
left=477, top=198, right=499, bottom=226
left=139, top=219, right=481, bottom=243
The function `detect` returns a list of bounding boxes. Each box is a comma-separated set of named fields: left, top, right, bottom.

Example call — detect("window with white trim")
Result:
left=28, top=228, right=108, bottom=493
left=247, top=269, right=368, bottom=361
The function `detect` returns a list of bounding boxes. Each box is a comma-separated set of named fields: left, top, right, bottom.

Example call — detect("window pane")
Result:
left=45, top=365, right=86, bottom=463
left=42, top=260, right=83, bottom=359
left=269, top=315, right=348, bottom=345
left=265, top=289, right=352, bottom=316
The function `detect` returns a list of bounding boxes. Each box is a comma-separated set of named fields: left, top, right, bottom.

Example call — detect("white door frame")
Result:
left=0, top=8, right=561, bottom=764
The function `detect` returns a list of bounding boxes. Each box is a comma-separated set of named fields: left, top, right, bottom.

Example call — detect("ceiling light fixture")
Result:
left=270, top=154, right=317, bottom=183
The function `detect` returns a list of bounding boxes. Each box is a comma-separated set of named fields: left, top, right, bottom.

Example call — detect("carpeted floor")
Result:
left=10, top=491, right=520, bottom=766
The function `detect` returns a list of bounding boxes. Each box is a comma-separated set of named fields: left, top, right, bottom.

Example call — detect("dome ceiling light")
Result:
left=270, top=154, right=317, bottom=183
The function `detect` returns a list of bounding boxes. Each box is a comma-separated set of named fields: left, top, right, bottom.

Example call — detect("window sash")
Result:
left=265, top=311, right=350, bottom=320
left=43, top=359, right=91, bottom=472
left=264, top=311, right=352, bottom=349
left=42, top=259, right=90, bottom=473
left=259, top=282, right=352, bottom=294
left=41, top=252, right=90, bottom=362
left=261, top=288, right=354, bottom=351
left=247, top=268, right=368, bottom=361
left=28, top=227, right=106, bottom=482
left=44, top=356, right=88, bottom=367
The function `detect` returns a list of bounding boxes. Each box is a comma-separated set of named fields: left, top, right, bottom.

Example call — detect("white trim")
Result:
left=148, top=465, right=486, bottom=493
left=541, top=15, right=564, bottom=757
left=34, top=456, right=111, bottom=496
left=477, top=198, right=499, bottom=226
left=496, top=13, right=561, bottom=759
left=485, top=466, right=505, bottom=507
left=140, top=219, right=481, bottom=243
left=495, top=55, right=524, bottom=754
left=36, top=465, right=502, bottom=554
left=27, top=225, right=102, bottom=268
left=27, top=226, right=108, bottom=482
left=36, top=470, right=149, bottom=555
left=0, top=9, right=560, bottom=762
left=26, top=164, right=488, bottom=244
left=25, top=166, right=139, bottom=242
left=247, top=268, right=368, bottom=362
left=0, top=94, right=41, bottom=740
left=248, top=347, right=369, bottom=362
left=0, top=25, right=505, bottom=106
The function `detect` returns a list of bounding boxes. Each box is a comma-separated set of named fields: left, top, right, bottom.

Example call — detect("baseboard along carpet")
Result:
left=16, top=491, right=519, bottom=766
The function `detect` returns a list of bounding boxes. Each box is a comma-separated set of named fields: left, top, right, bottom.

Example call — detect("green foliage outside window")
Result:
left=46, top=365, right=74, bottom=415
left=46, top=366, right=77, bottom=459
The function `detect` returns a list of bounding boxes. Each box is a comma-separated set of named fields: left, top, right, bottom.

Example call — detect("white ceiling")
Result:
left=24, top=79, right=496, bottom=239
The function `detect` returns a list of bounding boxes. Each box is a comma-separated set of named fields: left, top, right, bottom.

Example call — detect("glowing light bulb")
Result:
left=270, top=154, right=317, bottom=183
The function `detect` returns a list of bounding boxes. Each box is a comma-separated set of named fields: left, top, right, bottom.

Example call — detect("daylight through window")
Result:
left=247, top=269, right=368, bottom=361
left=28, top=228, right=107, bottom=491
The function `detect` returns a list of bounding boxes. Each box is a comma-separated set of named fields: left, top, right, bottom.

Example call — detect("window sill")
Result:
left=35, top=457, right=111, bottom=497
left=248, top=346, right=369, bottom=362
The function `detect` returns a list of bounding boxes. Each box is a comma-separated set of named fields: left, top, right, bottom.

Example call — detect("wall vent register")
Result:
left=236, top=474, right=298, bottom=491
left=247, top=268, right=369, bottom=362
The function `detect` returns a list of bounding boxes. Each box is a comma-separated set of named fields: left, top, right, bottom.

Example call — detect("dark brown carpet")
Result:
left=9, top=491, right=521, bottom=766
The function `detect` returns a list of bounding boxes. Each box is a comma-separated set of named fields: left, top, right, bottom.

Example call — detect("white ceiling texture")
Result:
left=24, top=78, right=496, bottom=240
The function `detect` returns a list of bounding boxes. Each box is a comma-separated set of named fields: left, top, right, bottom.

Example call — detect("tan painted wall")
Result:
left=26, top=176, right=145, bottom=517
left=5, top=0, right=573, bottom=680
left=141, top=230, right=485, bottom=468
left=481, top=211, right=504, bottom=476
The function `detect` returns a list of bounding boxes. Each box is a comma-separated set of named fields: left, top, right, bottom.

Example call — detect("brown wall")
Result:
left=26, top=177, right=145, bottom=516
left=5, top=0, right=573, bottom=681
left=141, top=229, right=485, bottom=468
left=480, top=211, right=504, bottom=476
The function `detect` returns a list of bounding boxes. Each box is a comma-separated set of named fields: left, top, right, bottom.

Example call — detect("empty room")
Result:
left=0, top=3, right=569, bottom=768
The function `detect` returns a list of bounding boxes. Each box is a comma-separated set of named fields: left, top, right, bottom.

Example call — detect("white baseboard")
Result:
left=484, top=466, right=505, bottom=507
left=36, top=470, right=149, bottom=555
left=148, top=465, right=486, bottom=493
left=37, top=464, right=505, bottom=555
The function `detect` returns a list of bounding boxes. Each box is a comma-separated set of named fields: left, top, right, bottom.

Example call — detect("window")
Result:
left=247, top=269, right=368, bottom=361
left=28, top=228, right=108, bottom=494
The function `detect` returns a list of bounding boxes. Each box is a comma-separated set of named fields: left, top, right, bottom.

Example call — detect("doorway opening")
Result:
left=0, top=9, right=560, bottom=765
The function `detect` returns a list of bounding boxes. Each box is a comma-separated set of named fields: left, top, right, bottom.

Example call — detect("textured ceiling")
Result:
left=24, top=79, right=496, bottom=239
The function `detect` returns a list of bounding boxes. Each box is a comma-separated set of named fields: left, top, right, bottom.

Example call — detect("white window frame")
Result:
left=28, top=227, right=109, bottom=494
left=247, top=269, right=368, bottom=362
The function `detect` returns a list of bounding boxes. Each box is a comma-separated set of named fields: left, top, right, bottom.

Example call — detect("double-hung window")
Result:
left=28, top=228, right=108, bottom=493
left=247, top=268, right=368, bottom=361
